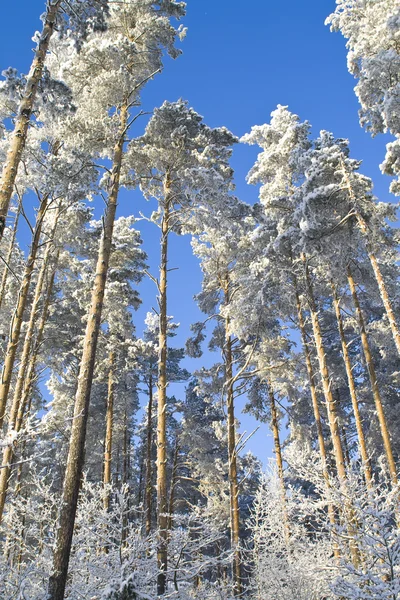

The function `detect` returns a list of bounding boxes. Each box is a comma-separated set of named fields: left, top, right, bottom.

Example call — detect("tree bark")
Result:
left=302, top=255, right=361, bottom=566
left=167, top=437, right=179, bottom=533
left=222, top=279, right=242, bottom=597
left=302, top=254, right=347, bottom=481
left=0, top=200, right=21, bottom=311
left=16, top=249, right=59, bottom=435
left=0, top=0, right=62, bottom=240
left=157, top=179, right=171, bottom=596
left=0, top=192, right=51, bottom=429
left=145, top=375, right=154, bottom=537
left=331, top=282, right=373, bottom=486
left=47, top=102, right=128, bottom=600
left=267, top=381, right=290, bottom=543
left=340, top=157, right=400, bottom=358
left=103, top=351, right=115, bottom=511
left=0, top=208, right=60, bottom=523
left=294, top=282, right=340, bottom=558
left=347, top=266, right=397, bottom=484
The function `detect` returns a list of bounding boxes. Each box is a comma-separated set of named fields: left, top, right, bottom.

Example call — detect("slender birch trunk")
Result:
left=0, top=0, right=62, bottom=240
left=347, top=266, right=397, bottom=483
left=339, top=157, right=400, bottom=358
left=331, top=282, right=373, bottom=485
left=0, top=200, right=21, bottom=311
left=222, top=280, right=242, bottom=597
left=0, top=209, right=60, bottom=523
left=103, top=351, right=115, bottom=511
left=0, top=193, right=51, bottom=429
left=145, top=375, right=154, bottom=536
left=47, top=102, right=128, bottom=600
left=157, top=180, right=171, bottom=596
left=267, top=381, right=290, bottom=542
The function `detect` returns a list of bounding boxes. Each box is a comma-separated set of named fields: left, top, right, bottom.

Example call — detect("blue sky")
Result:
left=0, top=1, right=394, bottom=466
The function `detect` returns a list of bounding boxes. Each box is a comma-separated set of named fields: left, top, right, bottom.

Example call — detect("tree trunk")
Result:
left=167, top=438, right=179, bottom=533
left=47, top=102, right=128, bottom=600
left=0, top=209, right=60, bottom=523
left=145, top=375, right=154, bottom=537
left=121, top=403, right=130, bottom=546
left=103, top=351, right=115, bottom=511
left=294, top=282, right=340, bottom=558
left=157, top=179, right=171, bottom=596
left=347, top=266, right=397, bottom=484
left=340, top=157, right=400, bottom=358
left=16, top=249, right=59, bottom=435
left=0, top=192, right=51, bottom=429
left=302, top=254, right=347, bottom=481
left=331, top=282, right=373, bottom=485
left=267, top=381, right=290, bottom=542
left=302, top=255, right=360, bottom=566
left=222, top=280, right=242, bottom=598
left=0, top=0, right=61, bottom=240
left=0, top=200, right=21, bottom=311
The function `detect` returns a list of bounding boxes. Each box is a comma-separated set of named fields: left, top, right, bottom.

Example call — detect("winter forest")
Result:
left=0, top=0, right=400, bottom=598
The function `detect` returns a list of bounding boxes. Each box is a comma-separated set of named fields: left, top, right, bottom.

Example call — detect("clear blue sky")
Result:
left=0, top=1, right=394, bottom=466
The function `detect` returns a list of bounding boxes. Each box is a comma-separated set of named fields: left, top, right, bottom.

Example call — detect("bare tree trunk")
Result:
left=294, top=282, right=340, bottom=557
left=302, top=254, right=362, bottom=566
left=340, top=157, right=400, bottom=358
left=0, top=199, right=21, bottom=311
left=0, top=209, right=60, bottom=522
left=267, top=381, right=290, bottom=542
left=47, top=102, right=128, bottom=600
left=103, top=351, right=115, bottom=511
left=222, top=280, right=242, bottom=597
left=157, top=180, right=171, bottom=596
left=145, top=375, right=154, bottom=537
left=331, top=282, right=373, bottom=485
left=347, top=266, right=397, bottom=484
left=167, top=437, right=179, bottom=533
left=16, top=249, right=59, bottom=434
left=302, top=254, right=347, bottom=481
left=121, top=403, right=129, bottom=547
left=0, top=193, right=51, bottom=429
left=0, top=0, right=61, bottom=240
left=122, top=404, right=129, bottom=486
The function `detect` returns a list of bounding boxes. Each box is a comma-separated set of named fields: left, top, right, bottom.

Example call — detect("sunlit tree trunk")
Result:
left=47, top=102, right=128, bottom=600
left=0, top=208, right=60, bottom=522
left=0, top=192, right=52, bottom=429
left=266, top=381, right=290, bottom=542
left=302, top=254, right=347, bottom=480
left=0, top=199, right=21, bottom=311
left=302, top=254, right=361, bottom=566
left=16, top=249, right=59, bottom=435
left=347, top=266, right=397, bottom=484
left=331, top=282, right=373, bottom=486
left=145, top=374, right=154, bottom=536
left=222, top=277, right=242, bottom=597
left=103, top=351, right=115, bottom=511
left=157, top=176, right=171, bottom=596
left=340, top=157, right=400, bottom=358
left=0, top=0, right=62, bottom=240
left=167, top=437, right=179, bottom=533
left=294, top=282, right=340, bottom=557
